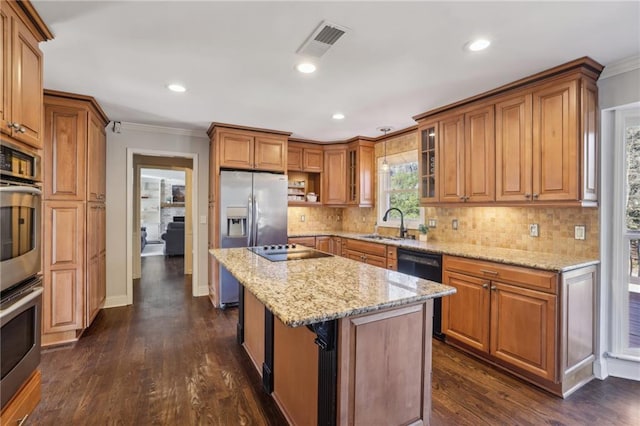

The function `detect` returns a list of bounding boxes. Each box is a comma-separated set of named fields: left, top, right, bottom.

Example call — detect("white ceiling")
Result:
left=33, top=1, right=640, bottom=141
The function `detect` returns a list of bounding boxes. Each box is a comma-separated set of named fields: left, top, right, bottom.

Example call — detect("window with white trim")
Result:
left=376, top=151, right=424, bottom=230
left=612, top=107, right=640, bottom=358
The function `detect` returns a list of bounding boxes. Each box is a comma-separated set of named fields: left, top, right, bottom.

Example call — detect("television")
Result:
left=172, top=185, right=185, bottom=203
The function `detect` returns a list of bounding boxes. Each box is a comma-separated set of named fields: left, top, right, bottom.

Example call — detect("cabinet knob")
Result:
left=8, top=121, right=20, bottom=130
left=18, top=126, right=26, bottom=133
left=524, top=193, right=531, bottom=198
left=482, top=283, right=489, bottom=289
left=490, top=285, right=497, bottom=291
left=533, top=193, right=539, bottom=199
left=459, top=196, right=465, bottom=201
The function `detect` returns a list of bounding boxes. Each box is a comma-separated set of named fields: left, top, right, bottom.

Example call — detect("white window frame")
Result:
left=611, top=107, right=640, bottom=359
left=376, top=151, right=424, bottom=230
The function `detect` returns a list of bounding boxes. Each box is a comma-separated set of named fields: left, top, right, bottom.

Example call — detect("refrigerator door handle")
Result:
left=247, top=195, right=253, bottom=246
left=253, top=195, right=259, bottom=245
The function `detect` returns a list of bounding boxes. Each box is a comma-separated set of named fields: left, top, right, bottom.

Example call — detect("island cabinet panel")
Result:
left=338, top=302, right=433, bottom=426
left=273, top=319, right=319, bottom=426
left=243, top=288, right=265, bottom=375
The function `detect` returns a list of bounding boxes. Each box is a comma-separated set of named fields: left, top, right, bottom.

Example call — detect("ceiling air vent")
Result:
left=297, top=21, right=349, bottom=58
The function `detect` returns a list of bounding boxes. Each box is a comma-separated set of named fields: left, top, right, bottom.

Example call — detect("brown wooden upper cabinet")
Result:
left=287, top=141, right=323, bottom=172
left=215, top=128, right=288, bottom=172
left=496, top=76, right=598, bottom=204
left=439, top=108, right=495, bottom=204
left=0, top=1, right=53, bottom=149
left=347, top=140, right=375, bottom=207
left=43, top=91, right=109, bottom=202
left=323, top=145, right=348, bottom=205
left=416, top=57, right=603, bottom=207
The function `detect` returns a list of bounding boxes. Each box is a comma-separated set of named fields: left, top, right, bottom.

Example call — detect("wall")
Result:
left=105, top=123, right=209, bottom=306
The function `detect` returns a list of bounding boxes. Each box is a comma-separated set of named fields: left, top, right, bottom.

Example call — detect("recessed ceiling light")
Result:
left=296, top=63, right=316, bottom=74
left=467, top=39, right=491, bottom=52
left=332, top=113, right=345, bottom=120
left=167, top=84, right=186, bottom=93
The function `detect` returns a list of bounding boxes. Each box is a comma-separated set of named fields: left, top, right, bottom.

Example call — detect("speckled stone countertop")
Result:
left=289, top=231, right=599, bottom=272
left=210, top=248, right=456, bottom=327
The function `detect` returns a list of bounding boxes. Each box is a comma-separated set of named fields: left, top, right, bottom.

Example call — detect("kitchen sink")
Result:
left=360, top=234, right=403, bottom=241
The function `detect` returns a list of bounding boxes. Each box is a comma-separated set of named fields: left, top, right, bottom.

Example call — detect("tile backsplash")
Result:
left=289, top=205, right=599, bottom=258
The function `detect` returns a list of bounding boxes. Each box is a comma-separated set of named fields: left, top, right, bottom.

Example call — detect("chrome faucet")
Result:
left=382, top=208, right=406, bottom=238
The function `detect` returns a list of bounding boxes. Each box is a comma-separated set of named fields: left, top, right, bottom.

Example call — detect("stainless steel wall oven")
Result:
left=0, top=141, right=43, bottom=409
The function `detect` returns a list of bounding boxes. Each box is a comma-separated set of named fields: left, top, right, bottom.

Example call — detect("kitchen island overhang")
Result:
left=210, top=247, right=455, bottom=426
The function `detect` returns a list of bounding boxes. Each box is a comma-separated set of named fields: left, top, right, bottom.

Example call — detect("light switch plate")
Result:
left=428, top=219, right=437, bottom=228
left=452, top=219, right=459, bottom=230
left=575, top=225, right=586, bottom=240
left=300, top=215, right=305, bottom=222
left=200, top=215, right=207, bottom=224
left=529, top=223, right=539, bottom=237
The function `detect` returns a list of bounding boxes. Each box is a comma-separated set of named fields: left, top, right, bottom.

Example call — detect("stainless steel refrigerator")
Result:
left=219, top=170, right=288, bottom=307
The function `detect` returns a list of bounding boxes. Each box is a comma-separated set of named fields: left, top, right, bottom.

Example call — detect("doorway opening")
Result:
left=127, top=150, right=198, bottom=305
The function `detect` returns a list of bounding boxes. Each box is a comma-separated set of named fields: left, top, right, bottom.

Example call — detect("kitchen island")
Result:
left=210, top=247, right=455, bottom=426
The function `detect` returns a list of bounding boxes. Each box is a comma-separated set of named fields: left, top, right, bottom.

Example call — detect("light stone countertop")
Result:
left=210, top=247, right=456, bottom=327
left=289, top=231, right=599, bottom=272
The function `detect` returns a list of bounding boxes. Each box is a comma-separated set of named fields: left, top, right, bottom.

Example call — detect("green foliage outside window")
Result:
left=386, top=162, right=420, bottom=220
left=627, top=126, right=640, bottom=231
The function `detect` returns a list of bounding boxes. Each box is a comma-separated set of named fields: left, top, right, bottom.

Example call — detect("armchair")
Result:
left=161, top=222, right=185, bottom=256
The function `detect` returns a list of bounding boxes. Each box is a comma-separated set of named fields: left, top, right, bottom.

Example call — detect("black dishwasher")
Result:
left=397, top=248, right=444, bottom=340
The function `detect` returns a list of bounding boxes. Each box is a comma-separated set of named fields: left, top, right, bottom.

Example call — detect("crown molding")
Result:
left=117, top=122, right=209, bottom=139
left=600, top=55, right=640, bottom=80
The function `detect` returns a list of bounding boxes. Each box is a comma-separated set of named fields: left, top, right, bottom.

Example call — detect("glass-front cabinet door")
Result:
left=419, top=121, right=438, bottom=204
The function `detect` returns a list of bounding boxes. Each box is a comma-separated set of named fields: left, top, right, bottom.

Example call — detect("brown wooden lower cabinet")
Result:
left=343, top=238, right=389, bottom=269
left=315, top=236, right=331, bottom=253
left=442, top=255, right=596, bottom=397
left=0, top=370, right=41, bottom=425
left=288, top=236, right=315, bottom=248
left=238, top=285, right=434, bottom=425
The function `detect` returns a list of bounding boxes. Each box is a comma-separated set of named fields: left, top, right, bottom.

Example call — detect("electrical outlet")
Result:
left=452, top=219, right=459, bottom=230
left=575, top=225, right=586, bottom=240
left=362, top=216, right=366, bottom=222
left=529, top=223, right=539, bottom=237
left=300, top=215, right=305, bottom=222
left=428, top=219, right=437, bottom=228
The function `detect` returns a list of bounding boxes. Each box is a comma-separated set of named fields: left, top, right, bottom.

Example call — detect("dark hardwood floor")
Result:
left=30, top=257, right=640, bottom=425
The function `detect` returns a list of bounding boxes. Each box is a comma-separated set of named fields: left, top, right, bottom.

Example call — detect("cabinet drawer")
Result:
left=0, top=370, right=41, bottom=425
left=346, top=250, right=386, bottom=267
left=345, top=239, right=388, bottom=257
left=288, top=236, right=316, bottom=248
left=444, top=255, right=558, bottom=293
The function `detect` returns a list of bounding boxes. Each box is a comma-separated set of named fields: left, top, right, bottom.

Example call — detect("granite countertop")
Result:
left=289, top=231, right=599, bottom=272
left=210, top=248, right=456, bottom=327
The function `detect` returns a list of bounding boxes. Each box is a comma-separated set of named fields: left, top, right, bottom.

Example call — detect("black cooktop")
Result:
left=248, top=244, right=333, bottom=262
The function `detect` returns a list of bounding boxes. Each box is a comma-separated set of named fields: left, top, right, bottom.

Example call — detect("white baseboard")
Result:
left=104, top=295, right=130, bottom=308
left=593, top=357, right=608, bottom=379
left=606, top=357, right=640, bottom=381
left=197, top=285, right=209, bottom=297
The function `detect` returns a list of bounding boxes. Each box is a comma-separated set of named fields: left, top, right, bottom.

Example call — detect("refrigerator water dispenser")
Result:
left=226, top=207, right=247, bottom=237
